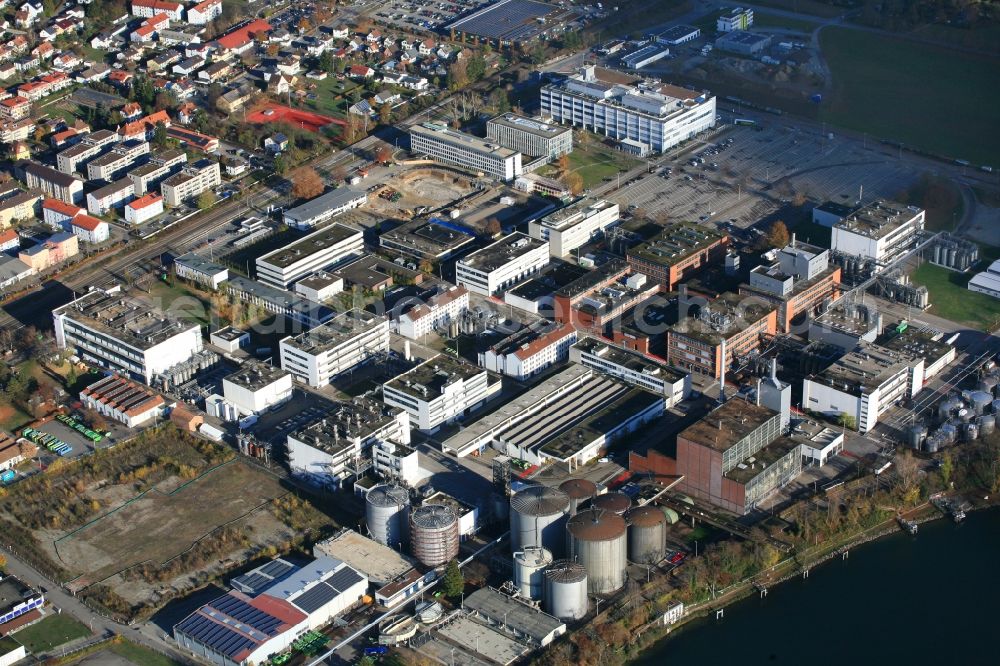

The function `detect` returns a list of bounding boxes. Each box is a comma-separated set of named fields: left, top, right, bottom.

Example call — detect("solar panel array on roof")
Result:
left=175, top=614, right=256, bottom=659
left=327, top=566, right=364, bottom=593
left=291, top=582, right=339, bottom=614
left=212, top=594, right=284, bottom=636
left=260, top=559, right=296, bottom=579
left=231, top=558, right=298, bottom=596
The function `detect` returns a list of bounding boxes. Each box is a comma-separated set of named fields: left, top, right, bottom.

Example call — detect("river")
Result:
left=632, top=508, right=999, bottom=665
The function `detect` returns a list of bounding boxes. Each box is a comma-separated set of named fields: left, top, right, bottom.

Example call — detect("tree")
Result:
left=290, top=166, right=325, bottom=200
left=466, top=55, right=487, bottom=82
left=441, top=559, right=464, bottom=598
left=556, top=153, right=570, bottom=176
left=767, top=220, right=790, bottom=248
left=378, top=103, right=393, bottom=126
left=318, top=51, right=334, bottom=73
left=564, top=171, right=584, bottom=195
left=836, top=412, right=856, bottom=430
left=485, top=217, right=501, bottom=236
left=940, top=452, right=953, bottom=487
left=197, top=190, right=217, bottom=210
left=152, top=122, right=168, bottom=149
left=446, top=60, right=468, bottom=90
left=374, top=145, right=392, bottom=164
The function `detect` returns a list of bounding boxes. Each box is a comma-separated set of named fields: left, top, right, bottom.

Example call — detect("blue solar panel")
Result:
left=327, top=567, right=364, bottom=593
left=211, top=595, right=281, bottom=635
left=176, top=613, right=256, bottom=658
left=260, top=560, right=295, bottom=578
left=291, top=582, right=338, bottom=614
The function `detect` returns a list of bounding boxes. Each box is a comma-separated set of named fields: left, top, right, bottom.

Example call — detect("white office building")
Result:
left=174, top=251, right=229, bottom=289
left=456, top=232, right=549, bottom=296
left=256, top=223, right=364, bottom=289
left=830, top=201, right=925, bottom=267
left=479, top=321, right=578, bottom=380
left=382, top=356, right=500, bottom=432
left=540, top=66, right=716, bottom=155
left=261, top=557, right=368, bottom=631
left=717, top=7, right=753, bottom=32
left=529, top=199, right=619, bottom=257
left=486, top=113, right=573, bottom=161
left=409, top=122, right=522, bottom=181
left=282, top=188, right=367, bottom=230
left=394, top=285, right=469, bottom=340
left=569, top=337, right=691, bottom=407
left=53, top=286, right=202, bottom=385
left=279, top=310, right=390, bottom=387
left=802, top=342, right=923, bottom=434
left=222, top=360, right=293, bottom=416
left=371, top=440, right=422, bottom=486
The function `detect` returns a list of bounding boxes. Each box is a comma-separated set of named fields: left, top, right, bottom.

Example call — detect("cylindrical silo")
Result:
left=940, top=423, right=958, bottom=445
left=991, top=399, right=1000, bottom=414
left=543, top=560, right=588, bottom=621
left=978, top=376, right=999, bottom=394
left=566, top=508, right=627, bottom=594
left=366, top=484, right=410, bottom=548
left=410, top=504, right=459, bottom=567
left=924, top=436, right=940, bottom=453
left=591, top=492, right=632, bottom=516
left=963, top=422, right=979, bottom=442
left=559, top=478, right=597, bottom=516
left=510, top=485, right=570, bottom=556
left=625, top=506, right=667, bottom=564
left=970, top=391, right=992, bottom=416
left=978, top=414, right=996, bottom=437
left=907, top=424, right=927, bottom=450
left=513, top=546, right=552, bottom=601
left=938, top=397, right=962, bottom=423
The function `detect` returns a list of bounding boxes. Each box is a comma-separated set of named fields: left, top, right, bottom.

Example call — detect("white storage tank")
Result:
left=566, top=508, right=627, bottom=594
left=625, top=506, right=667, bottom=564
left=366, top=484, right=410, bottom=548
left=543, top=560, right=588, bottom=621
left=510, top=485, right=570, bottom=556
left=513, top=546, right=553, bottom=601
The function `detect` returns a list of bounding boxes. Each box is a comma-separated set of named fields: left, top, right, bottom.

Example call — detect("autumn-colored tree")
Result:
left=197, top=190, right=217, bottom=210
left=290, top=166, right=325, bottom=200
left=485, top=217, right=501, bottom=236
left=378, top=102, right=392, bottom=125
left=564, top=172, right=584, bottom=195
left=374, top=145, right=391, bottom=164
left=556, top=153, right=570, bottom=176
left=767, top=220, right=790, bottom=248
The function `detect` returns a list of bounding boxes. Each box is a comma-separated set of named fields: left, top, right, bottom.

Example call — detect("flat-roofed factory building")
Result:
left=279, top=310, right=389, bottom=387
left=255, top=223, right=364, bottom=289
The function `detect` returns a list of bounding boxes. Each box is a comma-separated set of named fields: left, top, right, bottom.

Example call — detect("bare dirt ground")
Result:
left=365, top=168, right=476, bottom=218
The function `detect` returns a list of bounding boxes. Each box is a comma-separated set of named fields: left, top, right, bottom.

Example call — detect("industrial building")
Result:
left=259, top=557, right=367, bottom=631
left=877, top=325, right=956, bottom=382
left=478, top=320, right=577, bottom=380
left=278, top=310, right=390, bottom=387
left=446, top=0, right=568, bottom=46
left=409, top=122, right=523, bottom=182
left=225, top=277, right=336, bottom=330
left=968, top=258, right=1000, bottom=299
left=627, top=223, right=728, bottom=289
left=463, top=588, right=566, bottom=647
left=650, top=25, right=702, bottom=45
left=570, top=337, right=691, bottom=406
left=789, top=418, right=845, bottom=467
left=282, top=188, right=367, bottom=230
left=0, top=575, right=44, bottom=631
left=621, top=45, right=670, bottom=70
left=382, top=356, right=500, bottom=432
left=79, top=374, right=166, bottom=428
left=529, top=199, right=620, bottom=257
left=486, top=113, right=573, bottom=162
left=314, top=529, right=418, bottom=588
left=221, top=360, right=293, bottom=417
left=802, top=342, right=923, bottom=434
left=666, top=289, right=778, bottom=379
left=540, top=66, right=717, bottom=155
left=231, top=558, right=299, bottom=597
left=714, top=30, right=770, bottom=55
left=255, top=223, right=364, bottom=289
left=174, top=252, right=230, bottom=289
left=53, top=286, right=203, bottom=385
left=820, top=200, right=925, bottom=267
left=393, top=285, right=469, bottom=340
left=378, top=217, right=477, bottom=261
left=739, top=243, right=842, bottom=333
left=285, top=397, right=410, bottom=488
left=294, top=272, right=344, bottom=302
left=809, top=300, right=882, bottom=350
left=371, top=440, right=422, bottom=487
left=556, top=269, right=659, bottom=333
left=456, top=232, right=549, bottom=296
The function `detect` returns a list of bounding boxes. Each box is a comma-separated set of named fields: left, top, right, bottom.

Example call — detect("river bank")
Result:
left=630, top=503, right=999, bottom=664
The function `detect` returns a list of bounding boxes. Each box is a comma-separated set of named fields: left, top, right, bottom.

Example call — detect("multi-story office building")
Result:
left=540, top=66, right=716, bottom=155
left=382, top=356, right=500, bottom=432
left=627, top=223, right=728, bottom=289
left=23, top=162, right=84, bottom=204
left=666, top=290, right=777, bottom=379
left=53, top=286, right=202, bottom=384
left=456, top=232, right=549, bottom=296
left=829, top=200, right=925, bottom=268
left=282, top=188, right=367, bottom=230
left=479, top=320, right=577, bottom=380
left=221, top=360, right=293, bottom=416
left=279, top=310, right=390, bottom=387
left=174, top=251, right=229, bottom=288
left=409, top=122, right=522, bottom=181
left=717, top=6, right=754, bottom=32
left=225, top=277, right=336, bottom=329
left=486, top=113, right=572, bottom=161
left=255, top=223, right=364, bottom=289
left=529, top=199, right=619, bottom=257
left=160, top=159, right=220, bottom=206
left=802, top=342, right=924, bottom=434
left=570, top=337, right=691, bottom=406
left=394, top=285, right=469, bottom=340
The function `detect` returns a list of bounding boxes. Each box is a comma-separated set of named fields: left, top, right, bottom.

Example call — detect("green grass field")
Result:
left=304, top=77, right=359, bottom=119
left=910, top=262, right=1000, bottom=331
left=753, top=13, right=820, bottom=32
left=13, top=614, right=91, bottom=653
left=749, top=0, right=843, bottom=18
left=107, top=639, right=185, bottom=666
left=819, top=27, right=1000, bottom=165
left=541, top=140, right=642, bottom=189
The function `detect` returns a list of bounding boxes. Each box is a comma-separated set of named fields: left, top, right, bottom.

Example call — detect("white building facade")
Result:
left=279, top=311, right=390, bottom=387
left=455, top=232, right=549, bottom=296
left=409, top=122, right=522, bottom=181
left=255, top=223, right=364, bottom=289
left=529, top=199, right=620, bottom=257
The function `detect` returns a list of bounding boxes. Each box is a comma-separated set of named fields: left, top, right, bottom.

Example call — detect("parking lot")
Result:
left=374, top=0, right=478, bottom=34
left=605, top=121, right=927, bottom=232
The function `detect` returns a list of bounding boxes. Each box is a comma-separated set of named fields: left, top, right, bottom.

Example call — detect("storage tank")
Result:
left=543, top=560, right=588, bottom=621
left=510, top=485, right=570, bottom=556
left=907, top=424, right=927, bottom=450
left=938, top=397, right=962, bottom=423
left=566, top=508, right=627, bottom=594
left=940, top=423, right=958, bottom=445
left=591, top=492, right=632, bottom=516
left=992, top=399, right=1000, bottom=415
left=559, top=478, right=597, bottom=516
left=410, top=504, right=460, bottom=567
left=979, top=376, right=999, bottom=394
left=978, top=414, right=996, bottom=437
left=970, top=391, right=992, bottom=416
left=366, top=484, right=410, bottom=548
left=513, top=546, right=553, bottom=601
left=924, top=436, right=940, bottom=453
left=625, top=506, right=667, bottom=564
left=963, top=422, right=979, bottom=442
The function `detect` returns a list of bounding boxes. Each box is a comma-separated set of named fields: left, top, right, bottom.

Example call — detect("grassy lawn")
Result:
left=753, top=12, right=820, bottom=32
left=749, top=0, right=843, bottom=18
left=146, top=280, right=214, bottom=327
left=910, top=21, right=1000, bottom=56
left=587, top=0, right=692, bottom=39
left=910, top=261, right=1000, bottom=331
left=13, top=614, right=91, bottom=653
left=303, top=77, right=359, bottom=119
left=107, top=639, right=185, bottom=666
left=819, top=27, right=1000, bottom=165
left=540, top=139, right=642, bottom=189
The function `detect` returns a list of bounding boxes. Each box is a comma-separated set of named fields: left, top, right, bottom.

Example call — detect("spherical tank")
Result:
left=566, top=508, right=627, bottom=594
left=591, top=492, right=632, bottom=516
left=513, top=546, right=553, bottom=600
left=559, top=478, right=597, bottom=515
left=543, top=560, right=588, bottom=621
left=510, top=485, right=570, bottom=556
left=410, top=504, right=459, bottom=567
left=625, top=506, right=667, bottom=564
left=366, top=484, right=410, bottom=548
